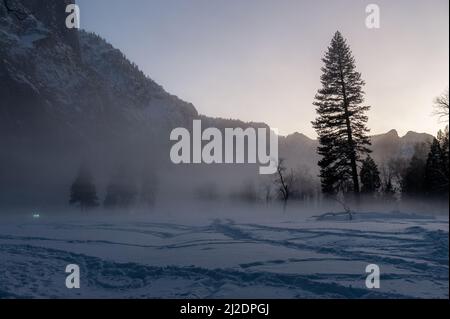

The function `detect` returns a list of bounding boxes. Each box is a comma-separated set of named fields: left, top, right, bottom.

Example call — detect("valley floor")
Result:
left=0, top=210, right=448, bottom=299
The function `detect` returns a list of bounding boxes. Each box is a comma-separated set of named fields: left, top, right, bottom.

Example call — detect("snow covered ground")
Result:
left=0, top=207, right=448, bottom=299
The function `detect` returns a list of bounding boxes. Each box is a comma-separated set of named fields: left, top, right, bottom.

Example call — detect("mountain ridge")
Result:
left=281, top=129, right=433, bottom=142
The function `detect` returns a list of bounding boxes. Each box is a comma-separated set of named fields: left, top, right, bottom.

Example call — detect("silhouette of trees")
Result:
left=402, top=143, right=428, bottom=197
left=424, top=128, right=449, bottom=197
left=104, top=167, right=138, bottom=209
left=379, top=160, right=400, bottom=201
left=69, top=165, right=99, bottom=211
left=360, top=155, right=381, bottom=195
left=312, top=31, right=371, bottom=197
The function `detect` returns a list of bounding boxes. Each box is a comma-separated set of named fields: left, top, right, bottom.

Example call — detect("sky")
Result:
left=77, top=0, right=449, bottom=138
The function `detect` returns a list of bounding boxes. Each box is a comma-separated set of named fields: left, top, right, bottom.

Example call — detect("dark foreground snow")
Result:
left=0, top=210, right=448, bottom=299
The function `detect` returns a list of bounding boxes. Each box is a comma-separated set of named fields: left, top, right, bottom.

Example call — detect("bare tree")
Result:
left=433, top=89, right=449, bottom=123
left=274, top=159, right=295, bottom=210
left=379, top=162, right=398, bottom=201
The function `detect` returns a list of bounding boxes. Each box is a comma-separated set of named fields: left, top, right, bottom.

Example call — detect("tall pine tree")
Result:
left=312, top=31, right=371, bottom=196
left=360, top=155, right=381, bottom=194
left=402, top=143, right=428, bottom=197
left=424, top=128, right=449, bottom=198
left=424, top=138, right=445, bottom=196
left=437, top=126, right=449, bottom=189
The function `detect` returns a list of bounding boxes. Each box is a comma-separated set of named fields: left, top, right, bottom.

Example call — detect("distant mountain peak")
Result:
left=404, top=130, right=424, bottom=137
left=386, top=129, right=399, bottom=137
left=285, top=132, right=314, bottom=142
left=402, top=130, right=433, bottom=142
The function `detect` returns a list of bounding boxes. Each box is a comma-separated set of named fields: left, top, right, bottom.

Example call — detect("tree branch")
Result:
left=433, top=89, right=449, bottom=123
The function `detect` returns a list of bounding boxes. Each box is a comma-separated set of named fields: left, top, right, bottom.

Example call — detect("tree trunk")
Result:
left=339, top=59, right=360, bottom=195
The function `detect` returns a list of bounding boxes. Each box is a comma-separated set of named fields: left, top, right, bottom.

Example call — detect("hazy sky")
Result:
left=77, top=0, right=449, bottom=138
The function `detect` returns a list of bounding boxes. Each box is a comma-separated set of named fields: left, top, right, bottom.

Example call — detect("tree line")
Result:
left=69, top=165, right=157, bottom=211
left=69, top=31, right=448, bottom=210
left=307, top=31, right=449, bottom=204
